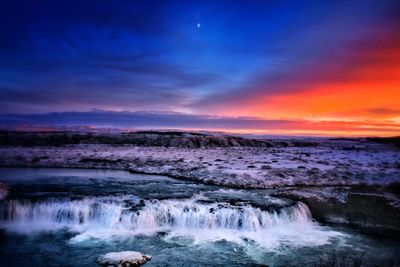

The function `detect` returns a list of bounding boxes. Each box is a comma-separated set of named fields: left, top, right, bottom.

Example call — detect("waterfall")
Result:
left=0, top=195, right=342, bottom=249
left=0, top=195, right=311, bottom=232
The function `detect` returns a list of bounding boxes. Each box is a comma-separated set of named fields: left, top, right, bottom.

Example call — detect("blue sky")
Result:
left=0, top=0, right=399, bottom=135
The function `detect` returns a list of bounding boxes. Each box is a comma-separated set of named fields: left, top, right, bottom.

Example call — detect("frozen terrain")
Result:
left=0, top=131, right=399, bottom=236
left=0, top=131, right=399, bottom=188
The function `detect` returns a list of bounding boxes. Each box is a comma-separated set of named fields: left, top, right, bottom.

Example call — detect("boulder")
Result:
left=97, top=251, right=151, bottom=267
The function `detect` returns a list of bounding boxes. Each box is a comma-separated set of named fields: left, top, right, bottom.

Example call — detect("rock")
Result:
left=97, top=251, right=151, bottom=267
left=0, top=182, right=9, bottom=200
left=274, top=187, right=400, bottom=237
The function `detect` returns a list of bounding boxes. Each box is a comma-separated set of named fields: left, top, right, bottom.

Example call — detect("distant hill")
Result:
left=367, top=136, right=400, bottom=147
left=0, top=130, right=272, bottom=148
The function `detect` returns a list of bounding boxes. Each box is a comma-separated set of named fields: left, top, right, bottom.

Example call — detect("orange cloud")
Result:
left=213, top=28, right=400, bottom=136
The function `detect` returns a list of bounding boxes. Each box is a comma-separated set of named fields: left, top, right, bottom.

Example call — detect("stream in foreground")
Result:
left=0, top=168, right=398, bottom=266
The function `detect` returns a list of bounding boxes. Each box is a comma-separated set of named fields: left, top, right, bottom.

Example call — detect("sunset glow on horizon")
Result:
left=0, top=0, right=399, bottom=136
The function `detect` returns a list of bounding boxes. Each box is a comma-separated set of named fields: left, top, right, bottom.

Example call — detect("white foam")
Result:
left=0, top=195, right=345, bottom=250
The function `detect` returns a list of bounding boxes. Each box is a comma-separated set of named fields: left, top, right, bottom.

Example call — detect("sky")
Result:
left=0, top=0, right=399, bottom=136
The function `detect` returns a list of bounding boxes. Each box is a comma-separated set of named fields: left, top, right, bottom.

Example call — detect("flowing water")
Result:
left=0, top=168, right=398, bottom=266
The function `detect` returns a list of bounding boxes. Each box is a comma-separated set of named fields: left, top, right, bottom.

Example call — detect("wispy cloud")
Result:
left=0, top=0, right=399, bottom=136
left=1, top=110, right=399, bottom=136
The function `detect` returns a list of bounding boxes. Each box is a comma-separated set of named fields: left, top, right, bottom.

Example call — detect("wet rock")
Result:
left=275, top=187, right=400, bottom=237
left=0, top=182, right=9, bottom=200
left=97, top=251, right=151, bottom=267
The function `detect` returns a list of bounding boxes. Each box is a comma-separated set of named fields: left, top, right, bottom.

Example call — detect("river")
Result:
left=0, top=168, right=398, bottom=266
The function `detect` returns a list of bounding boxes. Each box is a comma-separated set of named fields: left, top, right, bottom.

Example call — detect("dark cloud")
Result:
left=1, top=111, right=399, bottom=135
left=188, top=0, right=400, bottom=111
left=0, top=0, right=399, bottom=126
left=0, top=0, right=217, bottom=113
left=366, top=108, right=400, bottom=116
left=0, top=0, right=172, bottom=51
left=0, top=111, right=292, bottom=130
left=0, top=46, right=217, bottom=113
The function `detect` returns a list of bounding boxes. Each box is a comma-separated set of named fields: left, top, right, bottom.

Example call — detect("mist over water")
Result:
left=0, top=168, right=398, bottom=266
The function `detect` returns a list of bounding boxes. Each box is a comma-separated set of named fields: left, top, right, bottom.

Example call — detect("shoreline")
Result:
left=1, top=164, right=399, bottom=190
left=0, top=141, right=399, bottom=188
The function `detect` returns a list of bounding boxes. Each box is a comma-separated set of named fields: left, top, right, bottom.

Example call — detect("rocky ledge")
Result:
left=273, top=185, right=400, bottom=237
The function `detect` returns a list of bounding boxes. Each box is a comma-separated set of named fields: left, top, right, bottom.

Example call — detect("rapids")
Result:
left=0, top=168, right=399, bottom=266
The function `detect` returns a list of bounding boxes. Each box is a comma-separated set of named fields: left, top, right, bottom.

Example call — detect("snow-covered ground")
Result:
left=0, top=138, right=398, bottom=188
left=0, top=137, right=399, bottom=235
